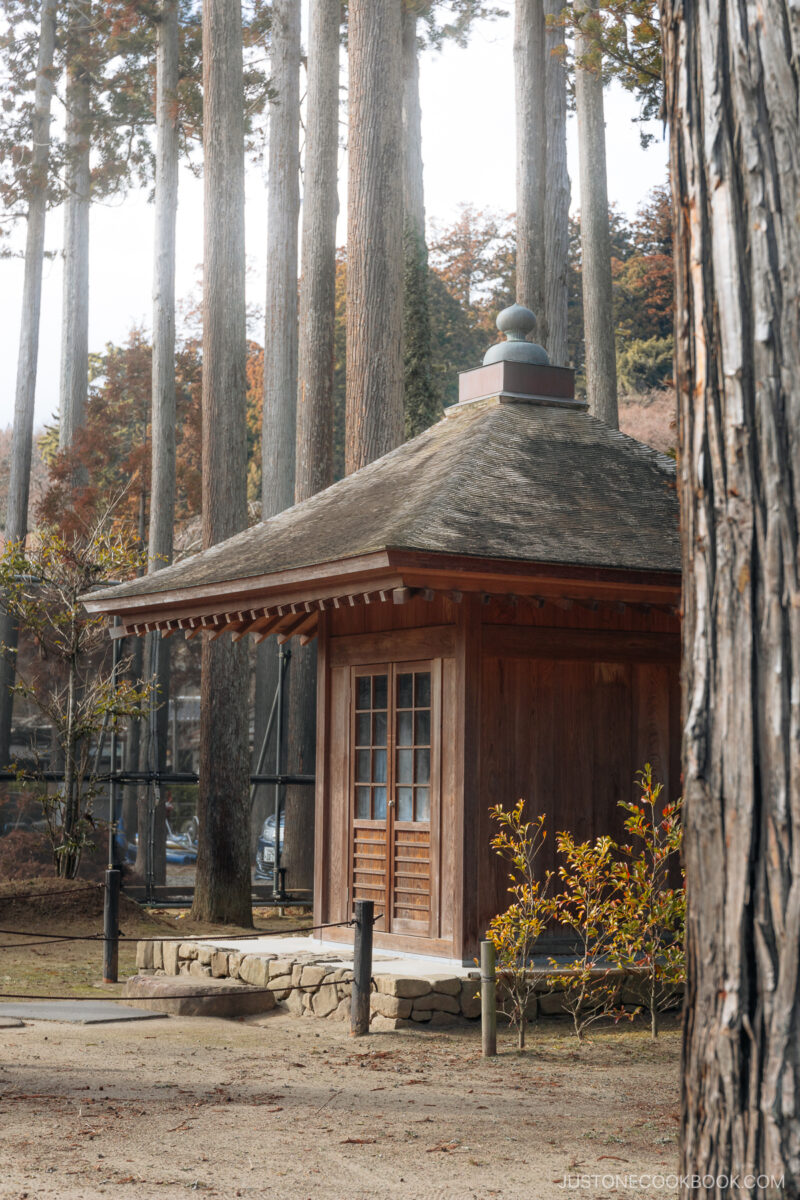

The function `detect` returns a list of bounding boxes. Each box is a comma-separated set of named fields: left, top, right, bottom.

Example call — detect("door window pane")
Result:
left=396, top=673, right=413, bottom=708
left=355, top=787, right=370, bottom=819
left=373, top=674, right=388, bottom=710
left=373, top=748, right=387, bottom=783
left=373, top=787, right=387, bottom=821
left=414, top=748, right=430, bottom=784
left=355, top=750, right=371, bottom=782
left=415, top=787, right=430, bottom=821
left=396, top=709, right=413, bottom=746
left=414, top=672, right=431, bottom=707
left=355, top=713, right=371, bottom=746
left=414, top=710, right=430, bottom=746
left=372, top=711, right=387, bottom=746
left=356, top=677, right=371, bottom=710
left=397, top=787, right=413, bottom=821
left=397, top=748, right=413, bottom=784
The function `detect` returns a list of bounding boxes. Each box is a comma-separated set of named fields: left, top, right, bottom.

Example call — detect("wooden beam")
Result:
left=420, top=588, right=435, bottom=602
left=299, top=628, right=319, bottom=646
left=392, top=587, right=411, bottom=605
left=231, top=611, right=272, bottom=641
left=253, top=613, right=291, bottom=644
left=277, top=611, right=317, bottom=644
left=482, top=624, right=680, bottom=664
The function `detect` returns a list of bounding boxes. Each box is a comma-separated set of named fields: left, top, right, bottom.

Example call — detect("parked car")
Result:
left=254, top=809, right=285, bottom=880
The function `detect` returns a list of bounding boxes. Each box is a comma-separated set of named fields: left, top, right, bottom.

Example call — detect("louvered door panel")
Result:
left=392, top=826, right=431, bottom=931
left=352, top=826, right=388, bottom=923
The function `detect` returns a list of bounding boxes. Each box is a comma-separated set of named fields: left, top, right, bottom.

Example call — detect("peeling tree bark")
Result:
left=574, top=3, right=617, bottom=426
left=345, top=0, right=404, bottom=474
left=59, top=0, right=91, bottom=452
left=193, top=0, right=251, bottom=926
left=0, top=0, right=57, bottom=766
left=660, top=1, right=800, bottom=1193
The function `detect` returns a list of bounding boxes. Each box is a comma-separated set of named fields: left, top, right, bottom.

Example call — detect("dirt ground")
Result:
left=0, top=881, right=681, bottom=1200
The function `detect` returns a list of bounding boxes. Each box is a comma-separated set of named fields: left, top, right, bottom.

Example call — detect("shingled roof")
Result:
left=87, top=394, right=679, bottom=618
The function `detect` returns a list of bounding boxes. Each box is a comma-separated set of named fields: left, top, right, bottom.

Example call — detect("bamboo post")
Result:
left=103, top=868, right=121, bottom=984
left=481, top=939, right=497, bottom=1056
left=350, top=898, right=374, bottom=1036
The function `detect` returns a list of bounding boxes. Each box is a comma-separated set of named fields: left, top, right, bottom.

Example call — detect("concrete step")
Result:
left=123, top=974, right=277, bottom=1018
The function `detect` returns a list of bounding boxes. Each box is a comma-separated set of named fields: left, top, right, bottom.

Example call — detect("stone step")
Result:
left=123, top=974, right=277, bottom=1018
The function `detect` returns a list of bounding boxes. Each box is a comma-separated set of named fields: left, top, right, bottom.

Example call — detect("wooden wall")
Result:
left=469, top=594, right=681, bottom=959
left=314, top=588, right=681, bottom=962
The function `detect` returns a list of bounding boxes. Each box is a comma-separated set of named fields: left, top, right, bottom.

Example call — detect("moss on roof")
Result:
left=89, top=397, right=679, bottom=605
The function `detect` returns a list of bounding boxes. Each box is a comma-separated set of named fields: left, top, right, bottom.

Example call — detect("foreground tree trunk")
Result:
left=0, top=0, right=57, bottom=767
left=661, top=2, right=800, bottom=1193
left=193, top=0, right=251, bottom=926
left=574, top=4, right=617, bottom=426
left=345, top=0, right=404, bottom=473
left=401, top=5, right=438, bottom=437
left=542, top=0, right=569, bottom=366
left=142, top=0, right=180, bottom=889
left=514, top=0, right=546, bottom=326
left=284, top=0, right=341, bottom=893
left=59, top=0, right=92, bottom=451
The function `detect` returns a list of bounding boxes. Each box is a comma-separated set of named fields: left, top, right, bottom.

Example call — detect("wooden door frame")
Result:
left=347, top=658, right=441, bottom=939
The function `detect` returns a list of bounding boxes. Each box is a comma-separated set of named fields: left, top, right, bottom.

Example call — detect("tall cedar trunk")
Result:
left=262, top=0, right=300, bottom=517
left=59, top=0, right=91, bottom=451
left=141, top=0, right=180, bottom=890
left=284, top=0, right=341, bottom=893
left=542, top=0, right=569, bottom=366
left=514, top=0, right=546, bottom=326
left=345, top=0, right=404, bottom=473
left=0, top=0, right=57, bottom=767
left=662, top=1, right=800, bottom=1192
left=401, top=6, right=438, bottom=438
left=257, top=0, right=301, bottom=888
left=192, top=0, right=251, bottom=926
left=574, top=5, right=617, bottom=426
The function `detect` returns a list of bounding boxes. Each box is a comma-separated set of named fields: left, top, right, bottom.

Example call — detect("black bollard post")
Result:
left=350, top=899, right=374, bottom=1036
left=481, top=939, right=497, bottom=1057
left=103, top=868, right=121, bottom=984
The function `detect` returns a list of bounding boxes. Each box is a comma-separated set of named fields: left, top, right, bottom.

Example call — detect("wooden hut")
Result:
left=86, top=306, right=681, bottom=964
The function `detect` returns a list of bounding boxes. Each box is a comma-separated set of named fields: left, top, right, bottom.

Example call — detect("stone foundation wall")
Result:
left=135, top=940, right=682, bottom=1030
left=135, top=939, right=483, bottom=1029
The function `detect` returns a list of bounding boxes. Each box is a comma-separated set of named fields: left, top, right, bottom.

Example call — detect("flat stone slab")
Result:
left=0, top=1016, right=24, bottom=1027
left=0, top=1001, right=166, bottom=1025
left=123, top=974, right=277, bottom=1018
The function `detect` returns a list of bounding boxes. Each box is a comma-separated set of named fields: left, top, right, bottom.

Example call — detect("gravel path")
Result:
left=0, top=1010, right=681, bottom=1200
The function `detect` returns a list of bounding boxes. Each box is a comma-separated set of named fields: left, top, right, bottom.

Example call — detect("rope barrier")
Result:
left=0, top=885, right=104, bottom=903
left=0, top=917, right=355, bottom=947
left=0, top=976, right=364, bottom=1004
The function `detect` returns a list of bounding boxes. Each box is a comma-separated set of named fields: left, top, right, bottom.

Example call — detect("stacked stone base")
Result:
left=135, top=940, right=681, bottom=1029
left=135, top=939, right=484, bottom=1027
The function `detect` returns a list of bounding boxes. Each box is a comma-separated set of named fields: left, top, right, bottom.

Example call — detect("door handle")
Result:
left=388, top=798, right=395, bottom=808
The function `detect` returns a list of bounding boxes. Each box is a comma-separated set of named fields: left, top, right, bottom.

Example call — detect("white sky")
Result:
left=0, top=8, right=667, bottom=431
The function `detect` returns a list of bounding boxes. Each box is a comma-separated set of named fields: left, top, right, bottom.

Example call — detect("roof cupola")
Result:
left=456, top=303, right=584, bottom=411
left=482, top=303, right=549, bottom=366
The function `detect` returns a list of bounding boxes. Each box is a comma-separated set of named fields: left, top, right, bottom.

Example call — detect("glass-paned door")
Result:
left=350, top=661, right=439, bottom=936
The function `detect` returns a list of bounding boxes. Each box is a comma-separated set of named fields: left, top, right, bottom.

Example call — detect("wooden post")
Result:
left=103, top=868, right=121, bottom=984
left=350, top=898, right=374, bottom=1036
left=481, top=939, right=497, bottom=1056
